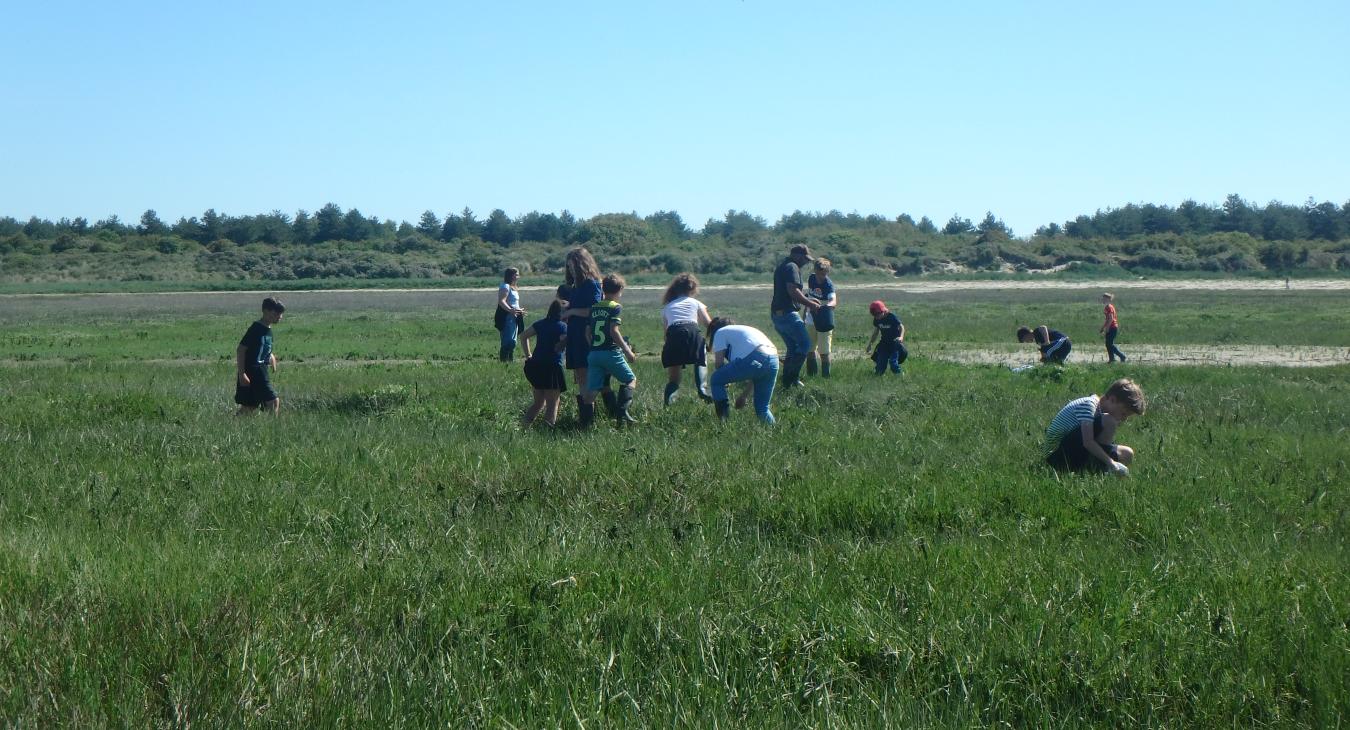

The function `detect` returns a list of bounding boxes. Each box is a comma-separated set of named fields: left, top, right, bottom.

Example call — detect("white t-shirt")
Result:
left=499, top=282, right=519, bottom=309
left=711, top=325, right=777, bottom=361
left=662, top=296, right=705, bottom=327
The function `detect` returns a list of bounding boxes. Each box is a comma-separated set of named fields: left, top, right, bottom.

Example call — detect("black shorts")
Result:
left=524, top=358, right=567, bottom=391
left=234, top=373, right=277, bottom=407
left=661, top=322, right=707, bottom=368
left=1046, top=417, right=1119, bottom=472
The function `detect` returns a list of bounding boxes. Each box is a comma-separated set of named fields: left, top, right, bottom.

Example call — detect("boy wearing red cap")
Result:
left=864, top=300, right=906, bottom=375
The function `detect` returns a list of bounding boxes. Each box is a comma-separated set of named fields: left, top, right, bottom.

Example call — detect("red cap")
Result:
left=869, top=300, right=887, bottom=315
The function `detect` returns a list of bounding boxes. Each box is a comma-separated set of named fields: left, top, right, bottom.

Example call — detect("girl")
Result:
left=520, top=299, right=568, bottom=428
left=556, top=247, right=606, bottom=423
left=1100, top=292, right=1127, bottom=362
left=660, top=273, right=713, bottom=405
left=804, top=257, right=837, bottom=377
left=494, top=267, right=526, bottom=361
left=706, top=317, right=780, bottom=424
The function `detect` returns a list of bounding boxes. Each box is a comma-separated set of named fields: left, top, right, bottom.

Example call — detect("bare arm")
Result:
left=520, top=325, right=536, bottom=359
left=714, top=351, right=727, bottom=369
left=236, top=345, right=250, bottom=385
left=897, top=323, right=905, bottom=343
left=865, top=328, right=879, bottom=353
left=611, top=323, right=636, bottom=362
left=790, top=284, right=820, bottom=311
left=497, top=287, right=513, bottom=312
left=560, top=307, right=589, bottom=320
left=697, top=304, right=712, bottom=327
left=1079, top=418, right=1120, bottom=468
left=269, top=353, right=277, bottom=372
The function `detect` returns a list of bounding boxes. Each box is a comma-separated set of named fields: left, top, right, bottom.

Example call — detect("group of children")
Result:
left=233, top=253, right=1146, bottom=477
left=1016, top=292, right=1129, bottom=365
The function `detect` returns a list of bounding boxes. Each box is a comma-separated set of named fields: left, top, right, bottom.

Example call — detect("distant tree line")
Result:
left=1, top=195, right=1347, bottom=283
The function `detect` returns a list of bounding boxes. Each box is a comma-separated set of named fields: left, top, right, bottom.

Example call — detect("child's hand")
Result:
left=238, top=371, right=251, bottom=386
left=624, top=350, right=636, bottom=364
left=1110, top=461, right=1130, bottom=477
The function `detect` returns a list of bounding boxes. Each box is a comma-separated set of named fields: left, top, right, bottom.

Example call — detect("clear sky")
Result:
left=3, top=0, right=1347, bottom=236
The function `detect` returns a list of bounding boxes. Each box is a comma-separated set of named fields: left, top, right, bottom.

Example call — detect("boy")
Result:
left=1017, top=325, right=1072, bottom=364
left=1099, top=293, right=1127, bottom=363
left=804, top=258, right=837, bottom=378
left=1044, top=378, right=1146, bottom=476
left=864, top=300, right=907, bottom=375
left=582, top=274, right=639, bottom=427
left=235, top=297, right=285, bottom=415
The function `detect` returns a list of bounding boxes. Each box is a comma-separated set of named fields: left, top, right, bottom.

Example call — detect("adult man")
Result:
left=770, top=243, right=821, bottom=388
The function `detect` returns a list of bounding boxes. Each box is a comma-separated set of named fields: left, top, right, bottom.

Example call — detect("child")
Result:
left=660, top=273, right=713, bottom=405
left=234, top=297, right=285, bottom=415
left=557, top=247, right=605, bottom=422
left=1100, top=293, right=1127, bottom=363
left=706, top=317, right=780, bottom=424
left=581, top=274, right=639, bottom=427
left=495, top=267, right=526, bottom=361
left=1017, top=325, right=1072, bottom=364
left=1044, top=378, right=1147, bottom=476
left=865, top=300, right=907, bottom=375
left=520, top=299, right=568, bottom=428
left=804, top=258, right=837, bottom=377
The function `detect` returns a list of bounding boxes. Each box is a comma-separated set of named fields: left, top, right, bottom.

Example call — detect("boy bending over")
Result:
left=1044, top=378, right=1146, bottom=476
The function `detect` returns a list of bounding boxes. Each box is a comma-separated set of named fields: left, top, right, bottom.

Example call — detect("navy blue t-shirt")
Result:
left=239, top=321, right=273, bottom=376
left=560, top=280, right=602, bottom=341
left=771, top=258, right=803, bottom=314
left=1039, top=328, right=1068, bottom=354
left=874, top=312, right=903, bottom=341
left=807, top=273, right=836, bottom=331
left=529, top=318, right=567, bottom=365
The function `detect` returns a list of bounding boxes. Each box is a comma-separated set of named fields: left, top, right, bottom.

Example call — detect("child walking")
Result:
left=234, top=297, right=285, bottom=415
left=865, top=300, right=907, bottom=375
left=581, top=274, right=639, bottom=427
left=520, top=299, right=568, bottom=428
left=1043, top=378, right=1146, bottom=476
left=1100, top=293, right=1127, bottom=362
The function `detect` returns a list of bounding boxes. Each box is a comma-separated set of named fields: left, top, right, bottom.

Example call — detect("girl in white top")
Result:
left=660, top=273, right=713, bottom=405
left=496, top=267, right=526, bottom=361
left=706, top=317, right=780, bottom=424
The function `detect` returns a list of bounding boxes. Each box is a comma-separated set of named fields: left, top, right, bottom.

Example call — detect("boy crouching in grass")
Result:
left=235, top=297, right=285, bottom=415
left=1044, top=378, right=1146, bottom=476
left=582, top=274, right=638, bottom=427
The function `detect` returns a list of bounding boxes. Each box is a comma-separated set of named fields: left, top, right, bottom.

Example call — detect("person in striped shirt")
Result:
left=1044, top=378, right=1147, bottom=476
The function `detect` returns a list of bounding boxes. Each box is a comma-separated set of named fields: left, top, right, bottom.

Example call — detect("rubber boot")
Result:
left=578, top=398, right=595, bottom=428
left=601, top=390, right=620, bottom=418
left=616, top=385, right=637, bottom=425
left=693, top=366, right=713, bottom=401
left=805, top=352, right=818, bottom=377
left=820, top=354, right=831, bottom=378
left=714, top=399, right=730, bottom=421
left=498, top=346, right=511, bottom=362
left=664, top=381, right=679, bottom=406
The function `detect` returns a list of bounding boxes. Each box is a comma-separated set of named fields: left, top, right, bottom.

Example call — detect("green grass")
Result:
left=0, top=289, right=1347, bottom=726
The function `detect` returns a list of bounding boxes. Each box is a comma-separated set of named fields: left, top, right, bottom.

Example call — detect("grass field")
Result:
left=1, top=286, right=1347, bottom=726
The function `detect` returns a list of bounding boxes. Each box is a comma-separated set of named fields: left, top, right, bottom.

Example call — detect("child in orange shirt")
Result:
left=1100, top=292, right=1126, bottom=363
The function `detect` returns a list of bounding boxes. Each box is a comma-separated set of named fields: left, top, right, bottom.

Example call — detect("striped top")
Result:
left=1043, top=395, right=1099, bottom=457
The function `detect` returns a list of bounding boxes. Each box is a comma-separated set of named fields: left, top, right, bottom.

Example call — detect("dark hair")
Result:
left=262, top=297, right=286, bottom=313
left=707, top=316, right=735, bottom=343
left=546, top=299, right=564, bottom=320
left=601, top=273, right=626, bottom=295
left=1016, top=326, right=1033, bottom=343
left=564, top=247, right=602, bottom=287
left=503, top=267, right=519, bottom=283
left=662, top=273, right=700, bottom=304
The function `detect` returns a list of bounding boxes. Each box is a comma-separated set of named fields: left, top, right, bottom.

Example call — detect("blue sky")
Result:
left=3, top=0, right=1347, bottom=236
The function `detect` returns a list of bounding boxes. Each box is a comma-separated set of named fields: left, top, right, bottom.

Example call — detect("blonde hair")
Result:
left=1102, top=292, right=1114, bottom=301
left=1105, top=378, right=1147, bottom=415
left=814, top=258, right=832, bottom=274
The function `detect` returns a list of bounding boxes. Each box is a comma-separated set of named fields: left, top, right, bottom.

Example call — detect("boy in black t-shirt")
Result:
left=865, top=300, right=907, bottom=375
left=235, top=297, right=285, bottom=414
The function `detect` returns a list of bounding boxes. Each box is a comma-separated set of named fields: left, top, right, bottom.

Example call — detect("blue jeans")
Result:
left=874, top=348, right=902, bottom=374
left=711, top=349, right=779, bottom=424
left=771, top=312, right=811, bottom=383
left=499, top=315, right=519, bottom=351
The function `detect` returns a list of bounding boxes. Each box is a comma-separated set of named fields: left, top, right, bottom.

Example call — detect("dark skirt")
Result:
left=524, top=358, right=568, bottom=391
left=564, top=319, right=591, bottom=370
left=661, top=322, right=707, bottom=368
